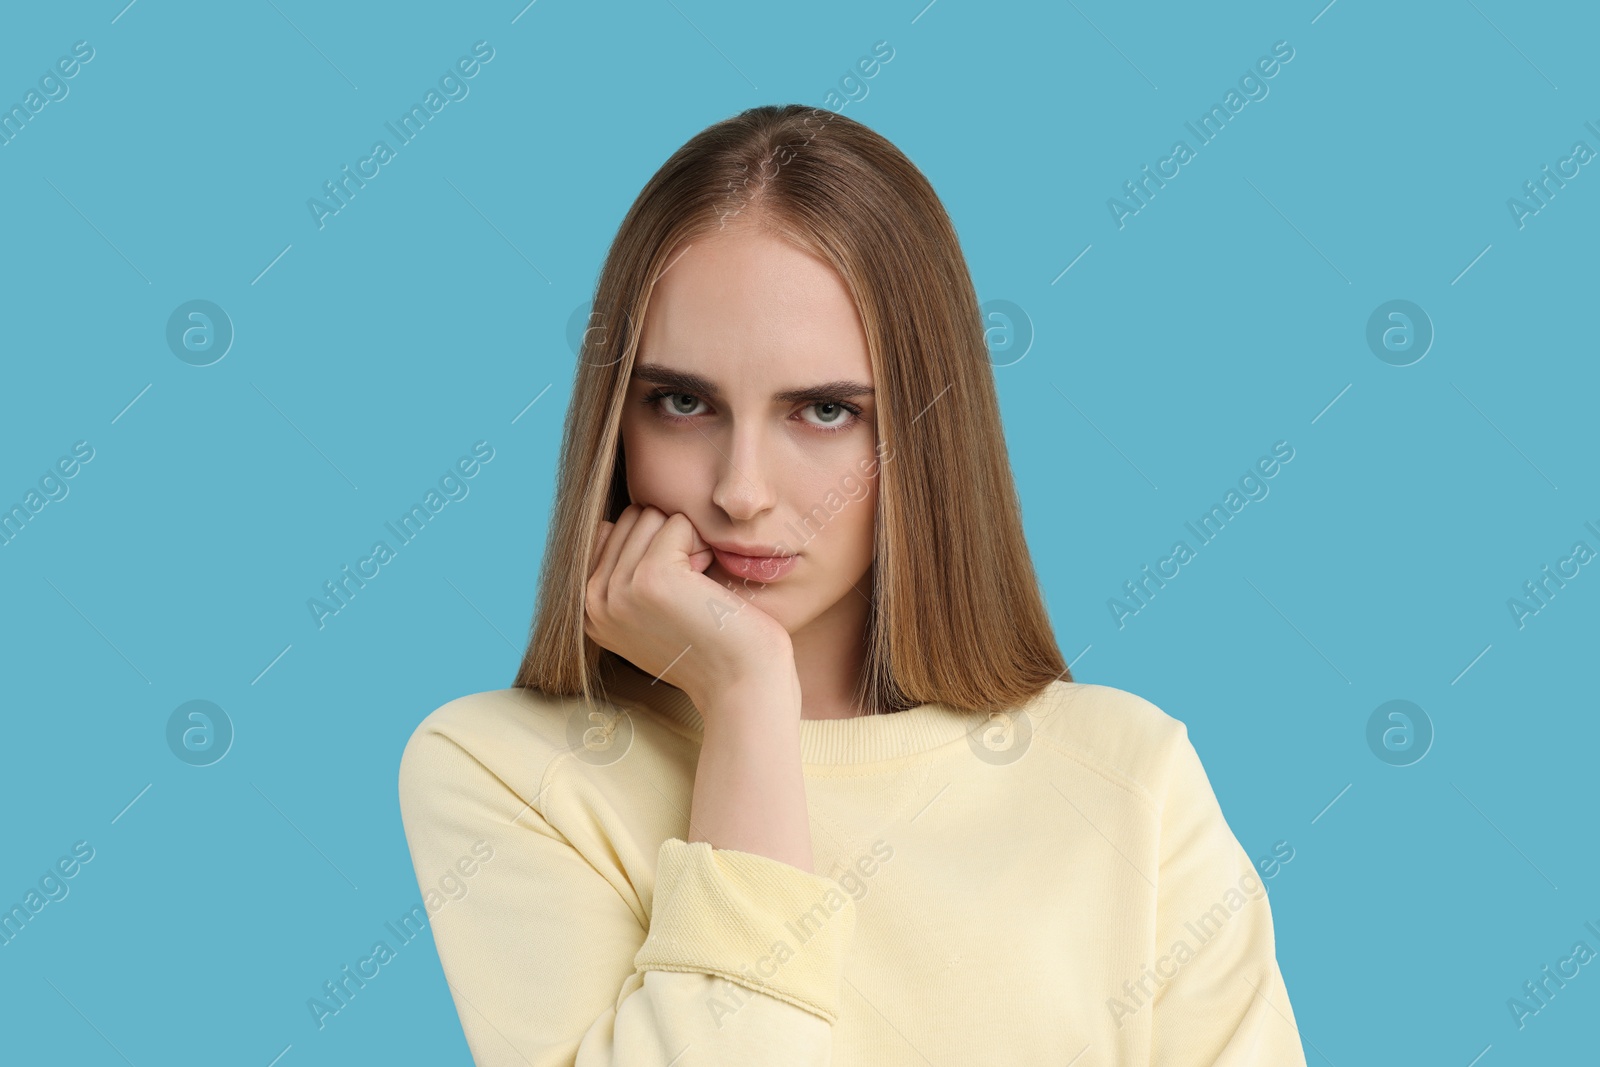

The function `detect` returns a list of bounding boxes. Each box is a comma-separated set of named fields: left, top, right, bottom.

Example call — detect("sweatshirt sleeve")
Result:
left=1148, top=724, right=1308, bottom=1066
left=397, top=720, right=855, bottom=1066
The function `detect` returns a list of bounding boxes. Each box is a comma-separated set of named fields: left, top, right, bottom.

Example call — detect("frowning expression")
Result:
left=620, top=226, right=882, bottom=635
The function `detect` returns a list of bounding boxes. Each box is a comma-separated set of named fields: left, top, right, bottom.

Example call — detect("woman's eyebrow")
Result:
left=633, top=362, right=874, bottom=403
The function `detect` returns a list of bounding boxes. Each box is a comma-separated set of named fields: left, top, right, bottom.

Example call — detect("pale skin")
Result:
left=583, top=222, right=881, bottom=874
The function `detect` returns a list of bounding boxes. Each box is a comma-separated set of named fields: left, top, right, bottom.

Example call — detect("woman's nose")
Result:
left=709, top=422, right=780, bottom=520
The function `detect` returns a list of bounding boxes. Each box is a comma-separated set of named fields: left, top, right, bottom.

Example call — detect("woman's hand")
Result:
left=584, top=503, right=794, bottom=707
left=588, top=504, right=811, bottom=869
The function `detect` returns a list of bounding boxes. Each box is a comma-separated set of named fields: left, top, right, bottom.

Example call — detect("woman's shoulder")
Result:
left=1023, top=679, right=1195, bottom=807
left=404, top=686, right=564, bottom=747
left=397, top=686, right=603, bottom=800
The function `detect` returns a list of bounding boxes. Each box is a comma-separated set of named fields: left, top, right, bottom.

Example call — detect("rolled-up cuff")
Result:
left=634, top=838, right=856, bottom=1023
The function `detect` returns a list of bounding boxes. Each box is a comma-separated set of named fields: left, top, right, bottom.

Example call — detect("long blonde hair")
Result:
left=512, top=104, right=1068, bottom=717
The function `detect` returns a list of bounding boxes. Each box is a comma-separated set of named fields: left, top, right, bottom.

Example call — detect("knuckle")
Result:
left=633, top=567, right=666, bottom=603
left=606, top=566, right=631, bottom=605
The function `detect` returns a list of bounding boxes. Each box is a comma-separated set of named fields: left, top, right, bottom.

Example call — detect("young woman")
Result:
left=399, top=103, right=1306, bottom=1065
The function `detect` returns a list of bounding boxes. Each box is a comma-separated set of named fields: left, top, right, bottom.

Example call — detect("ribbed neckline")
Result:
left=596, top=657, right=978, bottom=766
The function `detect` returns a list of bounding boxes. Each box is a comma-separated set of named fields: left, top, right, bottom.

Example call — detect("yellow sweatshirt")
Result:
left=398, top=657, right=1307, bottom=1064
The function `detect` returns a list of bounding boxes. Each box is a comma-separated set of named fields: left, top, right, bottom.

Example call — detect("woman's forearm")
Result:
left=686, top=663, right=815, bottom=874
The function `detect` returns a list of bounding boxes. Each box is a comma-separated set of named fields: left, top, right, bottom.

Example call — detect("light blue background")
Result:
left=2, top=1, right=1596, bottom=1063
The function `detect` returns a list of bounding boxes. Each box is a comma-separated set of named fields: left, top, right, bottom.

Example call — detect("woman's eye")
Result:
left=670, top=393, right=702, bottom=416
left=803, top=401, right=854, bottom=428
left=655, top=392, right=705, bottom=418
left=643, top=389, right=861, bottom=433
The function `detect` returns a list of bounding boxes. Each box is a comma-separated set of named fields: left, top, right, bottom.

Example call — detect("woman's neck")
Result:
left=789, top=581, right=873, bottom=720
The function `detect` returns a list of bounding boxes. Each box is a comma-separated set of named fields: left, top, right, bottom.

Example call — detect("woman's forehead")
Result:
left=640, top=234, right=871, bottom=385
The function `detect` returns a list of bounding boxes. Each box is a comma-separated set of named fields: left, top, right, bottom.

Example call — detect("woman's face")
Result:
left=620, top=226, right=880, bottom=638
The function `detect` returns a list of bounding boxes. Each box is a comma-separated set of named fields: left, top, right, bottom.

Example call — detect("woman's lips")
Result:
left=710, top=548, right=798, bottom=582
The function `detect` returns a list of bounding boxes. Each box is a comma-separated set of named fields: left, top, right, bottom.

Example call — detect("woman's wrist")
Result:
left=685, top=661, right=812, bottom=872
left=686, top=649, right=801, bottom=722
